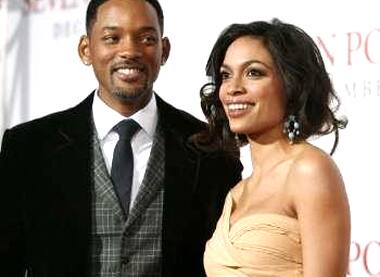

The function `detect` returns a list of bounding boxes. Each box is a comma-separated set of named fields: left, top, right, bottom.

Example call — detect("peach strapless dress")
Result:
left=204, top=193, right=303, bottom=276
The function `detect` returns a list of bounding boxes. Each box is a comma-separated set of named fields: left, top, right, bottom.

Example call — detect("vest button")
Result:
left=121, top=256, right=129, bottom=265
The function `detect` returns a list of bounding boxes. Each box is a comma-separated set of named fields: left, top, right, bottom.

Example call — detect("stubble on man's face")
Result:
left=88, top=0, right=165, bottom=115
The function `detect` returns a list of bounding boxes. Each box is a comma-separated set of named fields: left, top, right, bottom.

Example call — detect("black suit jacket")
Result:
left=0, top=93, right=242, bottom=277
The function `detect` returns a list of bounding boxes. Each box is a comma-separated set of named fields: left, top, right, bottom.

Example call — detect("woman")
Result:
left=199, top=19, right=350, bottom=277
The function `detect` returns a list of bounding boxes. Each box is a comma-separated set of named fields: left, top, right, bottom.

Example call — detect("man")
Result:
left=0, top=0, right=242, bottom=276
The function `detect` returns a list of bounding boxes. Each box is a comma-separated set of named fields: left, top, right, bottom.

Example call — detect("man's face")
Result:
left=79, top=0, right=170, bottom=116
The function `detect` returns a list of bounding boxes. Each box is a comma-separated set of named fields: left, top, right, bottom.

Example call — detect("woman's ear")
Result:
left=78, top=35, right=92, bottom=66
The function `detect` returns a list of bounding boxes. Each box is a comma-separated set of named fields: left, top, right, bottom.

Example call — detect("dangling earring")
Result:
left=283, top=115, right=300, bottom=144
left=210, top=104, right=217, bottom=119
left=235, top=133, right=240, bottom=147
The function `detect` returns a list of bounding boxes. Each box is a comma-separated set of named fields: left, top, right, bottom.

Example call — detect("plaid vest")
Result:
left=90, top=123, right=165, bottom=277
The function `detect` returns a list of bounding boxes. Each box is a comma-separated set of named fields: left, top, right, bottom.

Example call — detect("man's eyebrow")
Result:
left=100, top=26, right=159, bottom=33
left=101, top=26, right=119, bottom=32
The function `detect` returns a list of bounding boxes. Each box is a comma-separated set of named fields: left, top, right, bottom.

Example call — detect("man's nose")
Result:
left=118, top=37, right=143, bottom=59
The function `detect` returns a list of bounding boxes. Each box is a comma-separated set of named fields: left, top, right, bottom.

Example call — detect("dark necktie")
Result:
left=111, top=119, right=140, bottom=216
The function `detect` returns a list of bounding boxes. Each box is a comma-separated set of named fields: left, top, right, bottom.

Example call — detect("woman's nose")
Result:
left=226, top=77, right=245, bottom=95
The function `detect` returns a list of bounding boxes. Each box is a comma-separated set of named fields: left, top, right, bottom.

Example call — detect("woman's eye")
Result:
left=220, top=71, right=230, bottom=80
left=247, top=68, right=264, bottom=78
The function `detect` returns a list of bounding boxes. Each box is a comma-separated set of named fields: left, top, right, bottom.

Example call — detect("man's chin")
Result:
left=112, top=88, right=151, bottom=103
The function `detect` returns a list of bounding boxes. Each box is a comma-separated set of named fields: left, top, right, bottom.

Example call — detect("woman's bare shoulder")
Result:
left=288, top=143, right=346, bottom=203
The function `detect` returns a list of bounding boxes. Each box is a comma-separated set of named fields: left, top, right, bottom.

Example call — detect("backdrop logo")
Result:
left=11, top=0, right=89, bottom=13
left=344, top=80, right=380, bottom=98
left=16, top=0, right=90, bottom=39
left=316, top=28, right=380, bottom=98
left=316, top=29, right=380, bottom=66
left=349, top=241, right=380, bottom=276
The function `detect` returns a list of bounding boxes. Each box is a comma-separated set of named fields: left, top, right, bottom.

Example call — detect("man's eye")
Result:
left=103, top=36, right=118, bottom=44
left=141, top=35, right=158, bottom=45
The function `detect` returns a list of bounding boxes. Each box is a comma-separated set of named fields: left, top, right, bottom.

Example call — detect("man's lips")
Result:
left=115, top=68, right=142, bottom=81
left=112, top=63, right=145, bottom=82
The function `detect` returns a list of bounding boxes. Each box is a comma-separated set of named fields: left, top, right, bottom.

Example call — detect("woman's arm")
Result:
left=290, top=149, right=350, bottom=277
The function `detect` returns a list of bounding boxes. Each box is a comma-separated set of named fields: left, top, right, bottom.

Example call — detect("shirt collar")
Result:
left=92, top=91, right=158, bottom=140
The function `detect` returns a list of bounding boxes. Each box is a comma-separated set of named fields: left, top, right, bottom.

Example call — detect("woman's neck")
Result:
left=247, top=127, right=294, bottom=176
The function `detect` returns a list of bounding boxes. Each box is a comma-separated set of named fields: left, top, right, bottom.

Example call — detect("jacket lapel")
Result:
left=156, top=96, right=202, bottom=242
left=92, top=129, right=125, bottom=221
left=46, top=93, right=95, bottom=244
left=163, top=128, right=200, bottom=241
left=125, top=119, right=165, bottom=227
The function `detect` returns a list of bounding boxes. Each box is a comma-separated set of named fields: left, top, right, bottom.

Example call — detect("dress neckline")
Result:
left=225, top=192, right=299, bottom=235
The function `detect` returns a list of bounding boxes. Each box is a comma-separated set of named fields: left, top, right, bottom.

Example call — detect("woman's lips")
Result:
left=225, top=102, right=255, bottom=118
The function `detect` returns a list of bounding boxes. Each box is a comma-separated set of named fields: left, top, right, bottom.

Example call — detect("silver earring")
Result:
left=235, top=133, right=240, bottom=147
left=210, top=104, right=216, bottom=118
left=283, top=115, right=300, bottom=144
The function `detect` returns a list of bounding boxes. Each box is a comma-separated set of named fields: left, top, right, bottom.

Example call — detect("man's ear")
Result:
left=161, top=37, right=171, bottom=65
left=78, top=35, right=92, bottom=66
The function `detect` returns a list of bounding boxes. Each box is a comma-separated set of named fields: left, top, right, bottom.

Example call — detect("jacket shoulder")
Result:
left=156, top=95, right=206, bottom=135
left=3, top=93, right=93, bottom=139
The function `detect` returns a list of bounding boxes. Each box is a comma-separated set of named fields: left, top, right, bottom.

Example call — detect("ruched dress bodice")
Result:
left=204, top=193, right=303, bottom=276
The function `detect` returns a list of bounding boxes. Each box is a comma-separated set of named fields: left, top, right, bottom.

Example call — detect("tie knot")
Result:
left=113, top=119, right=140, bottom=140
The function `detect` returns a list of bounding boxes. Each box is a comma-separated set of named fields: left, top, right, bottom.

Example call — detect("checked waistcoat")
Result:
left=90, top=121, right=165, bottom=277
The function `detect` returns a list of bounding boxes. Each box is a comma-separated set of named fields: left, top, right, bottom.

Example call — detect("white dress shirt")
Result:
left=92, top=91, right=158, bottom=210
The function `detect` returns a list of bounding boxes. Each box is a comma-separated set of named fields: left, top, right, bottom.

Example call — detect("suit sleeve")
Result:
left=0, top=130, right=27, bottom=276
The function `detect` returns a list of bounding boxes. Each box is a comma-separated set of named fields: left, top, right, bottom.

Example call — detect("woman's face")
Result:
left=219, top=35, right=286, bottom=141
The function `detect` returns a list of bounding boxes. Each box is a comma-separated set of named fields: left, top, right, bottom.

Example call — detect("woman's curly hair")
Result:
left=195, top=18, right=347, bottom=156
